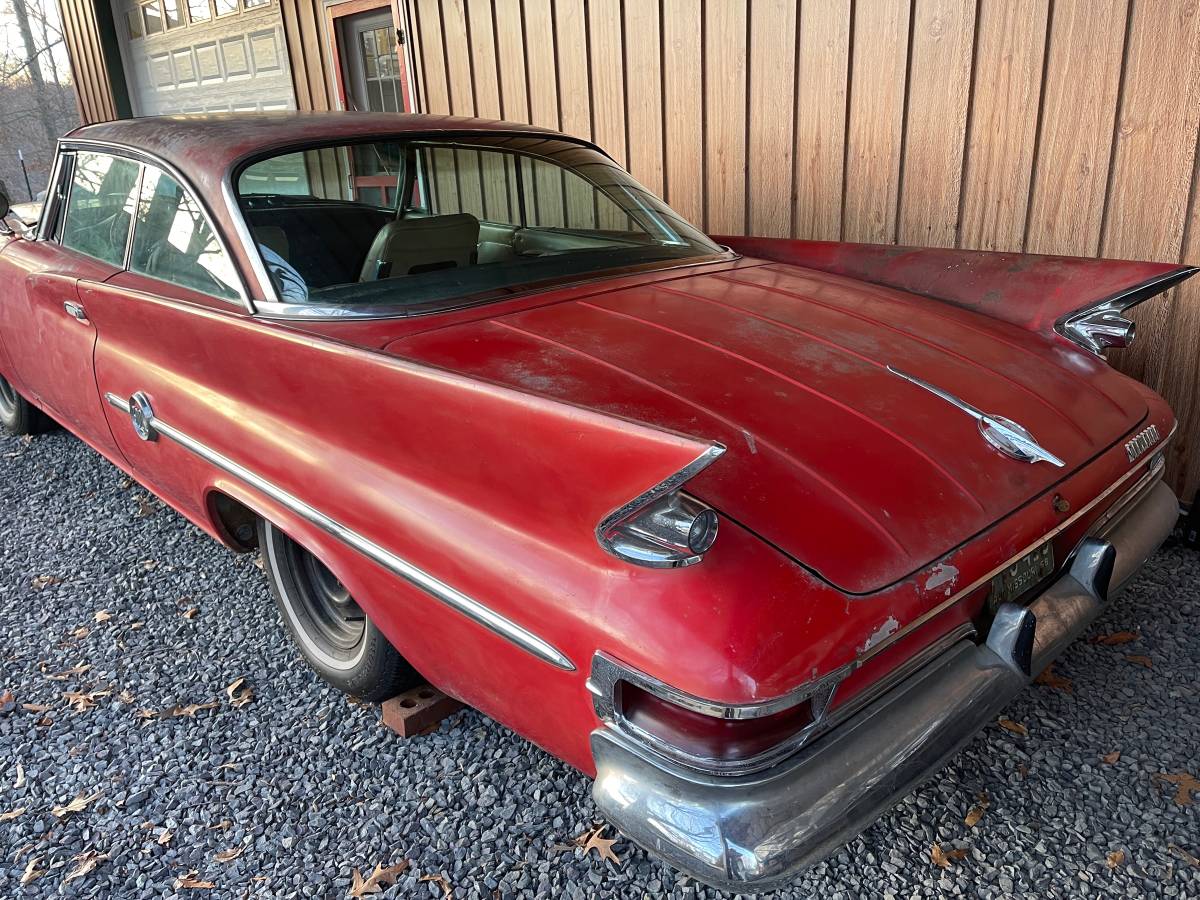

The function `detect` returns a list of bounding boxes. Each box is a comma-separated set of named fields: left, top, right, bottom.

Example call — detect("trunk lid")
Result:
left=386, top=262, right=1146, bottom=593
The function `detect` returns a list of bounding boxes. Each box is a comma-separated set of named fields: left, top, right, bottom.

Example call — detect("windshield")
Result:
left=234, top=134, right=725, bottom=314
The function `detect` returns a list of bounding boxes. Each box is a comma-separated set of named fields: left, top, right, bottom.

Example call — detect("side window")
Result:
left=129, top=167, right=241, bottom=301
left=60, top=152, right=141, bottom=266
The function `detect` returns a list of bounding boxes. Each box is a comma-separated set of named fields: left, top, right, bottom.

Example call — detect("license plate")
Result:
left=990, top=542, right=1055, bottom=609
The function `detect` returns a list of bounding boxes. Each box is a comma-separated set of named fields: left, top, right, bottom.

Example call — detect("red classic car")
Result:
left=0, top=113, right=1192, bottom=890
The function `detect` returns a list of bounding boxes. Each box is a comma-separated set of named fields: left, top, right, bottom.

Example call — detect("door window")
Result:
left=129, top=166, right=241, bottom=301
left=60, top=152, right=142, bottom=266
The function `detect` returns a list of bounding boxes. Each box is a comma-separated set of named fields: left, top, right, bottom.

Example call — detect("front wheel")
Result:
left=0, top=374, right=54, bottom=436
left=258, top=519, right=420, bottom=701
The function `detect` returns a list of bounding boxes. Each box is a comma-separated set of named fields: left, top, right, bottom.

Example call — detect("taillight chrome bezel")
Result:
left=596, top=443, right=726, bottom=568
left=587, top=652, right=847, bottom=776
left=1055, top=267, right=1198, bottom=357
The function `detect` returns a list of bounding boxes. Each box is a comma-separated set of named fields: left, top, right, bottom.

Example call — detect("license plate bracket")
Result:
left=989, top=542, right=1055, bottom=609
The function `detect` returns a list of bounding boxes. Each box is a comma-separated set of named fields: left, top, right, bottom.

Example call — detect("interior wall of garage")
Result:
left=401, top=0, right=1200, bottom=503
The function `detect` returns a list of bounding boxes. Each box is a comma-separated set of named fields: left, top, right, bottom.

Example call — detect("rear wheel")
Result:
left=258, top=519, right=420, bottom=701
left=0, top=374, right=53, bottom=436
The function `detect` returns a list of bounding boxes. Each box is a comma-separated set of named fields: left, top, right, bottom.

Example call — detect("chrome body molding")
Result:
left=887, top=365, right=1064, bottom=466
left=1125, top=424, right=1160, bottom=463
left=595, top=443, right=726, bottom=568
left=103, top=392, right=575, bottom=672
left=1056, top=268, right=1199, bottom=356
left=591, top=477, right=1179, bottom=891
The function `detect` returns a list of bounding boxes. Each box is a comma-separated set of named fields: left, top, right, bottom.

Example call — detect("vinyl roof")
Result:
left=68, top=111, right=574, bottom=181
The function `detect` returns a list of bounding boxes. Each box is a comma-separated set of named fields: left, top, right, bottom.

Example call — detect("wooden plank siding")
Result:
left=57, top=0, right=121, bottom=123
left=55, top=0, right=1200, bottom=498
left=397, top=0, right=1200, bottom=501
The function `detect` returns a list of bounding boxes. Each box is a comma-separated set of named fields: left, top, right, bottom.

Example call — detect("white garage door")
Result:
left=114, top=0, right=296, bottom=115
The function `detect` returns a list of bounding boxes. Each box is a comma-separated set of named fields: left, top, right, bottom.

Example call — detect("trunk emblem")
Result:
left=1124, top=424, right=1159, bottom=462
left=887, top=366, right=1065, bottom=468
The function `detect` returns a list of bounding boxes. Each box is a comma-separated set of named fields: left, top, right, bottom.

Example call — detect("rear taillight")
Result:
left=589, top=652, right=843, bottom=775
left=618, top=681, right=816, bottom=764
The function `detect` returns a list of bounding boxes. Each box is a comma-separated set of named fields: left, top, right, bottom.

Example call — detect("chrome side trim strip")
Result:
left=859, top=429, right=1172, bottom=666
left=104, top=392, right=575, bottom=672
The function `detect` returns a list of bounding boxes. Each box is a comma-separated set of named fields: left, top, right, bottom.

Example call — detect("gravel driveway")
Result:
left=1, top=426, right=1197, bottom=899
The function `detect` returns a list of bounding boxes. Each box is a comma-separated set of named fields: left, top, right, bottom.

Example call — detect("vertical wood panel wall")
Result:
left=405, top=0, right=1200, bottom=501
left=57, top=0, right=121, bottom=123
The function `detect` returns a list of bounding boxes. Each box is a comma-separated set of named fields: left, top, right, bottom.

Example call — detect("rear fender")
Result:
left=716, top=237, right=1197, bottom=353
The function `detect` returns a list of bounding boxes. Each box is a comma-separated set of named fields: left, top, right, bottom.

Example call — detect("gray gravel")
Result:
left=1, top=425, right=1197, bottom=899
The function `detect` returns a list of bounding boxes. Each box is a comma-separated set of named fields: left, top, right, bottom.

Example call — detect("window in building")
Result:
left=214, top=0, right=238, bottom=15
left=60, top=152, right=142, bottom=267
left=130, top=167, right=241, bottom=301
left=187, top=0, right=211, bottom=22
left=244, top=0, right=271, bottom=7
left=163, top=0, right=184, bottom=28
left=141, top=1, right=164, bottom=35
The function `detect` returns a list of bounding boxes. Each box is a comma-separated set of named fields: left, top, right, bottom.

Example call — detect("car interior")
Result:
left=235, top=139, right=718, bottom=308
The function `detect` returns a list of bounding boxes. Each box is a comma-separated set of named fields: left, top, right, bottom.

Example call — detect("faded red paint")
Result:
left=0, top=114, right=1185, bottom=776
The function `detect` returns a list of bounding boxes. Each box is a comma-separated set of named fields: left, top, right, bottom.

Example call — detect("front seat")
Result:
left=359, top=213, right=480, bottom=282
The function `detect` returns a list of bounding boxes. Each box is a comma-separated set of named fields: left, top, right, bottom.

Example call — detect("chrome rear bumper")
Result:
left=591, top=480, right=1178, bottom=891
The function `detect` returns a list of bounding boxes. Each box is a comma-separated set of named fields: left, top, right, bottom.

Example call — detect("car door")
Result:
left=0, top=150, right=139, bottom=455
left=88, top=159, right=250, bottom=521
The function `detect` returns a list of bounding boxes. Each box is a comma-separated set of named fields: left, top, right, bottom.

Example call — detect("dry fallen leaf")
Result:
left=129, top=621, right=146, bottom=630
left=418, top=872, right=453, bottom=899
left=175, top=870, right=216, bottom=889
left=213, top=846, right=245, bottom=864
left=68, top=626, right=90, bottom=640
left=1092, top=630, right=1139, bottom=646
left=64, top=850, right=108, bottom=884
left=964, top=792, right=990, bottom=828
left=583, top=826, right=622, bottom=866
left=931, top=843, right=969, bottom=868
left=1033, top=665, right=1073, bottom=692
left=136, top=495, right=156, bottom=517
left=1154, top=772, right=1200, bottom=806
left=183, top=606, right=199, bottom=620
left=347, top=861, right=409, bottom=897
left=1125, top=654, right=1153, bottom=669
left=997, top=717, right=1028, bottom=737
left=64, top=689, right=112, bottom=712
left=51, top=789, right=102, bottom=819
left=31, top=575, right=62, bottom=590
left=119, top=689, right=136, bottom=704
left=1168, top=844, right=1200, bottom=868
left=0, top=690, right=12, bottom=715
left=21, top=703, right=50, bottom=713
left=45, top=664, right=90, bottom=681
left=1106, top=849, right=1125, bottom=869
left=94, top=610, right=113, bottom=623
left=1102, top=750, right=1122, bottom=765
left=226, top=677, right=254, bottom=709
left=13, top=762, right=25, bottom=788
left=0, top=807, right=26, bottom=822
left=20, top=855, right=46, bottom=886
left=165, top=699, right=220, bottom=718
left=158, top=829, right=174, bottom=846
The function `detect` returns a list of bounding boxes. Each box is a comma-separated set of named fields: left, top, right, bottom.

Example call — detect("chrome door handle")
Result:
left=64, top=301, right=87, bottom=321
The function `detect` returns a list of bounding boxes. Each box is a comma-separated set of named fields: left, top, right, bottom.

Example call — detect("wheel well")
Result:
left=207, top=491, right=259, bottom=551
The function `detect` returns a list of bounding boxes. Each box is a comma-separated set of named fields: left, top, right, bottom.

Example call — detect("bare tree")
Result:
left=0, top=0, right=78, bottom=200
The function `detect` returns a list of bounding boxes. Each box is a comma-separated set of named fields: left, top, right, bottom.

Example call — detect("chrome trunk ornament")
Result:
left=887, top=366, right=1065, bottom=467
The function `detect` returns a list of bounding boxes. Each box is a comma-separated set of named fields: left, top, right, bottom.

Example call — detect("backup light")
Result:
left=600, top=491, right=718, bottom=568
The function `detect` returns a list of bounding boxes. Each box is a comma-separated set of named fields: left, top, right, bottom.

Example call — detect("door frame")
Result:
left=324, top=0, right=417, bottom=114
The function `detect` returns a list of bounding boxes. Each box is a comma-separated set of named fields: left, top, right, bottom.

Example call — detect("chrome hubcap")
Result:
left=289, top=540, right=366, bottom=656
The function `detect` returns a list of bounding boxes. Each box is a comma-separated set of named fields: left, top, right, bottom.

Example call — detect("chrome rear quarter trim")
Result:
left=104, top=393, right=575, bottom=671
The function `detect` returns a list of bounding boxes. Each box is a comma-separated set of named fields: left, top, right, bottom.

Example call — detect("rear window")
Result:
left=235, top=134, right=725, bottom=313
